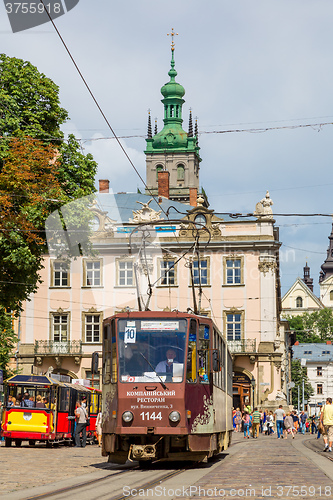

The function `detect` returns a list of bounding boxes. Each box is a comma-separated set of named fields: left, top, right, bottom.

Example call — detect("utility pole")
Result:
left=298, top=385, right=300, bottom=412
left=302, top=379, right=305, bottom=411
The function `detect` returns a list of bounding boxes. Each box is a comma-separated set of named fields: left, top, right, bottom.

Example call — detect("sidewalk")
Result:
left=177, top=430, right=333, bottom=500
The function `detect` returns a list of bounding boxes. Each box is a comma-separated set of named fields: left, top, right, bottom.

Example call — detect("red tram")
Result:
left=101, top=311, right=233, bottom=464
left=1, top=375, right=99, bottom=447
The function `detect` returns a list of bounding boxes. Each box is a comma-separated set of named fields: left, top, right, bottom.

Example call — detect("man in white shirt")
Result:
left=155, top=349, right=177, bottom=375
left=75, top=400, right=88, bottom=447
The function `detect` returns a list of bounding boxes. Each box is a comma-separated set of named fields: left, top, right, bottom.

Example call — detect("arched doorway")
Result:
left=233, top=372, right=252, bottom=410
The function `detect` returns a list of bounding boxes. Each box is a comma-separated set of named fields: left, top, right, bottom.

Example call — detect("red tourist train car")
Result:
left=101, top=311, right=233, bottom=464
left=1, top=375, right=98, bottom=447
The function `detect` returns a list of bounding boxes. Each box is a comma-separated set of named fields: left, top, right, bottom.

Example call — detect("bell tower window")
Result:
left=156, top=164, right=164, bottom=180
left=177, top=164, right=185, bottom=181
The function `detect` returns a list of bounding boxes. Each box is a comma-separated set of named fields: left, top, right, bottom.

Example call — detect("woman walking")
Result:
left=283, top=412, right=295, bottom=439
left=243, top=411, right=250, bottom=438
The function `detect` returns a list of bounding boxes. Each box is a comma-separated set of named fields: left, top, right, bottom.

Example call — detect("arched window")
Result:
left=330, top=290, right=333, bottom=301
left=177, top=164, right=185, bottom=181
left=296, top=296, right=303, bottom=308
left=156, top=164, right=163, bottom=180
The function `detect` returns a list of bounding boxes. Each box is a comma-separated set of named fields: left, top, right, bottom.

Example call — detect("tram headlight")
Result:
left=169, top=411, right=181, bottom=423
left=122, top=411, right=134, bottom=423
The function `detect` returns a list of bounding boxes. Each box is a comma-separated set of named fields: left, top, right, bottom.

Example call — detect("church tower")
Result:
left=319, top=223, right=333, bottom=306
left=145, top=30, right=202, bottom=205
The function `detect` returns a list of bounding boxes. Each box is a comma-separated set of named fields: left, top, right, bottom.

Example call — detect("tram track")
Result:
left=24, top=463, right=191, bottom=500
left=302, top=435, right=333, bottom=462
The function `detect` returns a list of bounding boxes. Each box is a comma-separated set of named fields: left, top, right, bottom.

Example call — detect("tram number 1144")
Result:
left=140, top=411, right=162, bottom=421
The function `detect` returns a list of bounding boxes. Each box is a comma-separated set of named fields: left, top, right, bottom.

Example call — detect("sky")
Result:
left=1, top=0, right=333, bottom=298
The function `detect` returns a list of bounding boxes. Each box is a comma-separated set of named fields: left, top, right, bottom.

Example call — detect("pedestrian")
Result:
left=283, top=412, right=295, bottom=439
left=292, top=410, right=299, bottom=433
left=252, top=407, right=261, bottom=438
left=299, top=410, right=308, bottom=435
left=234, top=407, right=242, bottom=432
left=311, top=415, right=317, bottom=434
left=74, top=400, right=88, bottom=448
left=242, top=411, right=250, bottom=439
left=95, top=411, right=102, bottom=447
left=321, top=397, right=333, bottom=453
left=274, top=404, right=286, bottom=439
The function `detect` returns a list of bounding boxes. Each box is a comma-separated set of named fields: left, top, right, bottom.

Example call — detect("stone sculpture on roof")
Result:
left=254, top=190, right=274, bottom=220
left=129, top=199, right=163, bottom=223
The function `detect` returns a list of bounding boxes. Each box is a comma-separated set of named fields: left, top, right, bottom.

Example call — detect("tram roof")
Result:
left=5, top=375, right=61, bottom=385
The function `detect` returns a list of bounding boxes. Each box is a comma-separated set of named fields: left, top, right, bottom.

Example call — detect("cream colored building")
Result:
left=13, top=46, right=289, bottom=410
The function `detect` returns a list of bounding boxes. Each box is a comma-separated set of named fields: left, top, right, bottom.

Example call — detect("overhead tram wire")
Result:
left=37, top=0, right=171, bottom=222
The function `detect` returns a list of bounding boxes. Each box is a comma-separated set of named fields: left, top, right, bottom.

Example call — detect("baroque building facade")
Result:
left=13, top=45, right=288, bottom=410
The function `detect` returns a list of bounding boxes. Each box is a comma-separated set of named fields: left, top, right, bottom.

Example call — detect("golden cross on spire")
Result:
left=167, top=28, right=178, bottom=51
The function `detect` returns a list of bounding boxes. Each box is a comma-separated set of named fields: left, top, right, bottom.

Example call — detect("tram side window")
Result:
left=198, top=324, right=210, bottom=383
left=59, top=388, right=69, bottom=411
left=213, top=328, right=223, bottom=389
left=227, top=351, right=233, bottom=396
left=186, top=319, right=197, bottom=383
left=103, top=322, right=111, bottom=384
left=111, top=319, right=117, bottom=383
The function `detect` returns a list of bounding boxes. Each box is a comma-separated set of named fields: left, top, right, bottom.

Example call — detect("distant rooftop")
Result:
left=293, top=342, right=333, bottom=363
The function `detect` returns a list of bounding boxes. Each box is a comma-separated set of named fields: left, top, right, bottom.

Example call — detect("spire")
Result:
left=154, top=118, right=158, bottom=135
left=319, top=222, right=333, bottom=283
left=188, top=109, right=193, bottom=137
left=194, top=117, right=199, bottom=145
left=147, top=110, right=152, bottom=139
left=303, top=261, right=313, bottom=292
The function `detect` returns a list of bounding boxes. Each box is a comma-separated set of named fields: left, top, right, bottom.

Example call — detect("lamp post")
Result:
left=251, top=376, right=256, bottom=409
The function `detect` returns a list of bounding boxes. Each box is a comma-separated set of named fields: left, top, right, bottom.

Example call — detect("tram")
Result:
left=1, top=375, right=97, bottom=447
left=101, top=310, right=233, bottom=464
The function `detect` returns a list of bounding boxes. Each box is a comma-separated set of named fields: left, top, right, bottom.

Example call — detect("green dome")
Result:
left=152, top=127, right=188, bottom=149
left=161, top=67, right=185, bottom=98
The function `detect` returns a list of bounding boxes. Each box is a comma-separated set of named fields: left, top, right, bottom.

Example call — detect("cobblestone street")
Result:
left=1, top=433, right=333, bottom=499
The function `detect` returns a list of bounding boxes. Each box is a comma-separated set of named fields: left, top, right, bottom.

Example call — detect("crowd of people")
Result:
left=232, top=397, right=333, bottom=452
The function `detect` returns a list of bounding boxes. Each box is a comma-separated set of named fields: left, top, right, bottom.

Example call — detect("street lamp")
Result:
left=251, top=376, right=255, bottom=409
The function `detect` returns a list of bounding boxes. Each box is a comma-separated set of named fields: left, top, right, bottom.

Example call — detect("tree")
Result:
left=286, top=308, right=333, bottom=343
left=291, top=359, right=314, bottom=408
left=0, top=308, right=18, bottom=379
left=0, top=55, right=97, bottom=311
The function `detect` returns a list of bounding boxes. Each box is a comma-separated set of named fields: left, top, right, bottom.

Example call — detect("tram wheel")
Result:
left=139, top=460, right=152, bottom=469
left=14, top=439, right=22, bottom=447
left=5, top=438, right=12, bottom=447
left=29, top=440, right=36, bottom=446
left=46, top=441, right=52, bottom=448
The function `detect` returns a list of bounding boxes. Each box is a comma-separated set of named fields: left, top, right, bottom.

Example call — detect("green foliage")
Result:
left=0, top=307, right=18, bottom=379
left=0, top=55, right=98, bottom=312
left=285, top=308, right=333, bottom=343
left=290, top=359, right=314, bottom=408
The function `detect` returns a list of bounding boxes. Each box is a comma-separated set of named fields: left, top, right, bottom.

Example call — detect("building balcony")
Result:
left=227, top=339, right=257, bottom=354
left=34, top=340, right=82, bottom=356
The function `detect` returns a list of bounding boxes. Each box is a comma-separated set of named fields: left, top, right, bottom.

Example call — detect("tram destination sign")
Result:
left=141, top=321, right=179, bottom=331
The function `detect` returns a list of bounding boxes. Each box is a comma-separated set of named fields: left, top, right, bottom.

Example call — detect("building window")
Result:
left=304, top=350, right=312, bottom=355
left=85, top=370, right=100, bottom=390
left=84, top=260, right=101, bottom=287
left=51, top=261, right=69, bottom=287
left=226, top=313, right=242, bottom=341
left=223, top=257, right=243, bottom=285
left=317, top=366, right=323, bottom=376
left=159, top=259, right=176, bottom=286
left=85, top=314, right=101, bottom=343
left=156, top=164, right=163, bottom=180
left=177, top=164, right=185, bottom=180
left=296, top=296, right=303, bottom=308
left=52, top=314, right=69, bottom=342
left=192, top=259, right=209, bottom=286
left=117, top=260, right=133, bottom=286
left=330, top=290, right=333, bottom=301
left=317, top=384, right=323, bottom=394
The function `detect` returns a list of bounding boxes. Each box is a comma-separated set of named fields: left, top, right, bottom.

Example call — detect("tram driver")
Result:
left=155, top=349, right=180, bottom=376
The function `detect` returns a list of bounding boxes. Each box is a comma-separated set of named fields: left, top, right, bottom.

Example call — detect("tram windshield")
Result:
left=118, top=318, right=187, bottom=383
left=5, top=385, right=55, bottom=409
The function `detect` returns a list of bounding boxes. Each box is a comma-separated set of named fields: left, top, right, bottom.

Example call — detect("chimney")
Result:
left=158, top=171, right=169, bottom=199
left=189, top=188, right=197, bottom=207
left=326, top=340, right=332, bottom=345
left=294, top=341, right=299, bottom=345
left=99, top=179, right=109, bottom=193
